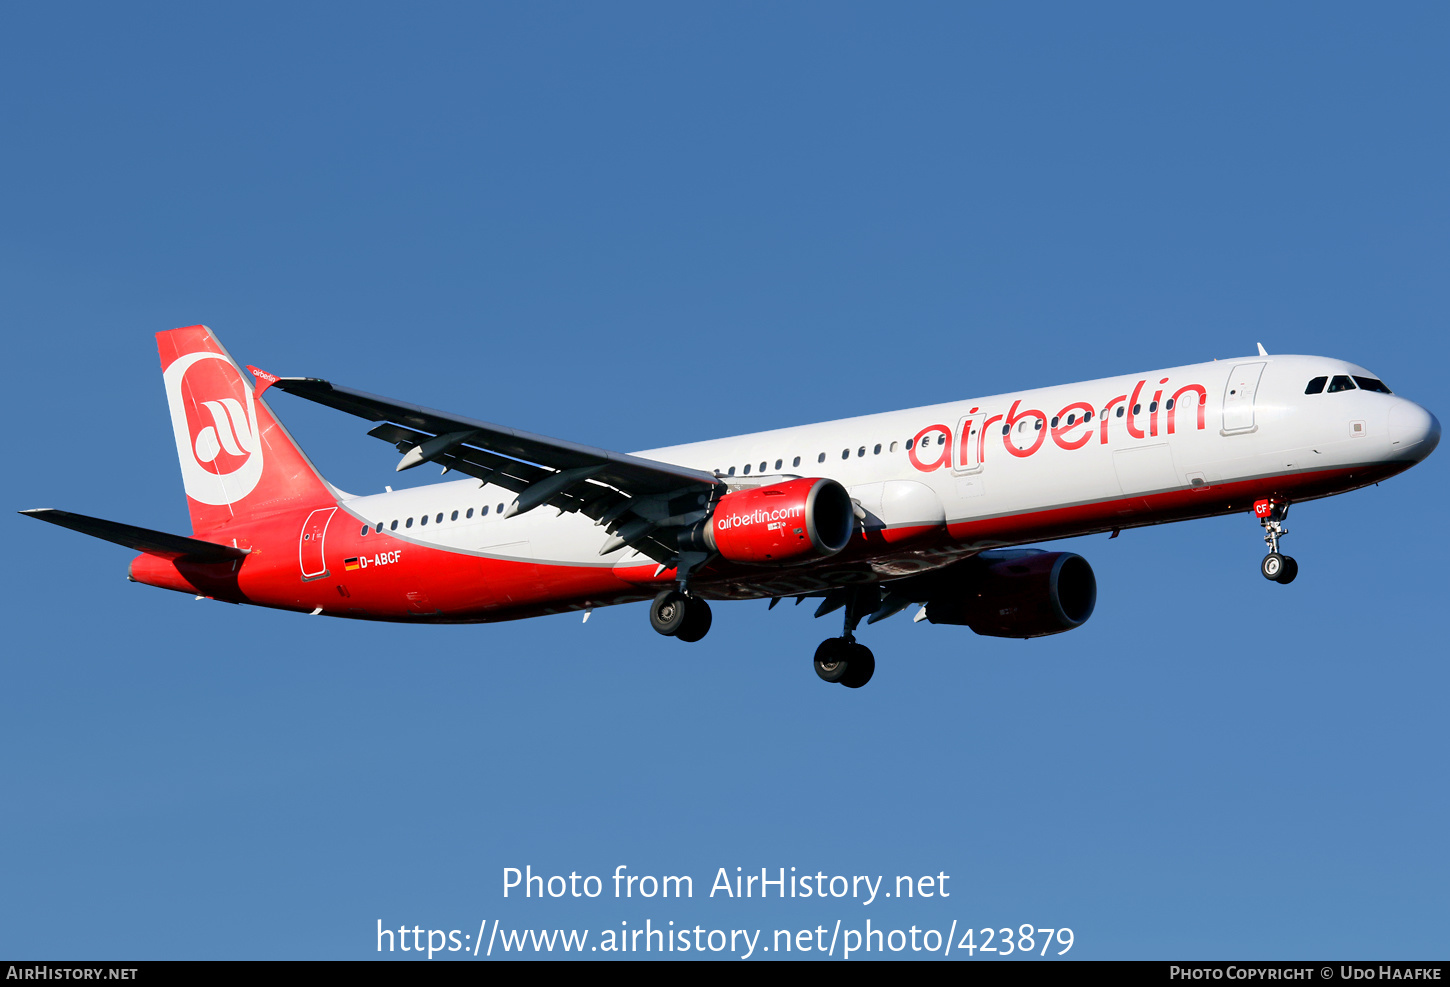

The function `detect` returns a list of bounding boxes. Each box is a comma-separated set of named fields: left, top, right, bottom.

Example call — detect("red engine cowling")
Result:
left=701, top=477, right=856, bottom=565
left=924, top=550, right=1096, bottom=638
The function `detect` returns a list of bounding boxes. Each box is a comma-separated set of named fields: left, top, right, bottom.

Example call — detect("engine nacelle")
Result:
left=693, top=477, right=856, bottom=565
left=924, top=550, right=1096, bottom=638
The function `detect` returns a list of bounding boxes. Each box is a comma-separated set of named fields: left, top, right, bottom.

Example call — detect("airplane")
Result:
left=22, top=326, right=1440, bottom=689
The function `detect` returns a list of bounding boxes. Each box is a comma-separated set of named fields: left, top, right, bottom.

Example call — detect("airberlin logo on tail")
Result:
left=163, top=351, right=265, bottom=506
left=194, top=398, right=256, bottom=466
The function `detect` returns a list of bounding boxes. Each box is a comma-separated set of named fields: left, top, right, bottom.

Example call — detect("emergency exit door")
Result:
left=954, top=414, right=986, bottom=474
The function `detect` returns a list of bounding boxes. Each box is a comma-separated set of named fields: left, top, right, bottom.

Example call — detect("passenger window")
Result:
left=375, top=523, right=383, bottom=533
left=728, top=466, right=736, bottom=476
left=406, top=518, right=413, bottom=528
left=775, top=459, right=783, bottom=470
left=743, top=464, right=751, bottom=475
left=1305, top=376, right=1327, bottom=394
left=759, top=462, right=767, bottom=472
left=1149, top=401, right=1158, bottom=412
left=793, top=456, right=801, bottom=468
left=1163, top=400, right=1173, bottom=411
left=360, top=524, right=369, bottom=536
left=498, top=503, right=505, bottom=513
left=481, top=505, right=489, bottom=516
left=1034, top=420, right=1043, bottom=431
left=466, top=508, right=474, bottom=518
left=451, top=510, right=458, bottom=521
left=1002, top=424, right=1010, bottom=435
left=1116, top=406, right=1125, bottom=418
left=904, top=439, right=914, bottom=450
left=1327, top=375, right=1356, bottom=393
left=1353, top=376, right=1392, bottom=394
left=841, top=449, right=849, bottom=460
left=889, top=441, right=897, bottom=453
left=857, top=446, right=865, bottom=457
left=873, top=443, right=881, bottom=455
left=436, top=513, right=443, bottom=523
left=1051, top=417, right=1060, bottom=428
left=420, top=515, right=428, bottom=526
left=817, top=452, right=826, bottom=463
left=1085, top=410, right=1093, bottom=421
left=390, top=520, right=398, bottom=531
left=1132, top=404, right=1141, bottom=415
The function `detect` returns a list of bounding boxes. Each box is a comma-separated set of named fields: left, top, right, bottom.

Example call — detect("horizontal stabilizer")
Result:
left=19, top=509, right=249, bottom=563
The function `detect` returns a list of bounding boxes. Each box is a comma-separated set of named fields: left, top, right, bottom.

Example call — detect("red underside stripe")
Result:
left=139, top=461, right=1408, bottom=622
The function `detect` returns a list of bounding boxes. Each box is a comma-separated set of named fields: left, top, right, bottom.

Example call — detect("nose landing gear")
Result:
left=1255, top=499, right=1298, bottom=585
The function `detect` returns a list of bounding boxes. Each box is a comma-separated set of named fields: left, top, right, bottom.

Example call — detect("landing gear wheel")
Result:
left=1255, top=500, right=1294, bottom=585
left=649, top=590, right=689, bottom=637
left=839, top=643, right=875, bottom=689
left=676, top=598, right=713, bottom=642
left=1275, top=556, right=1298, bottom=585
left=813, top=638, right=851, bottom=683
left=1260, top=553, right=1285, bottom=582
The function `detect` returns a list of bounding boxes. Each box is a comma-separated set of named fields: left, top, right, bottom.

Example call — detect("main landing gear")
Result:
left=1256, top=499, right=1298, bottom=585
left=814, top=638, right=875, bottom=689
left=649, top=589, right=713, bottom=643
left=813, top=586, right=877, bottom=689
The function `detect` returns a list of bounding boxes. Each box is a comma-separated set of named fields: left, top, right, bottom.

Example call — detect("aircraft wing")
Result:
left=254, top=371, right=723, bottom=565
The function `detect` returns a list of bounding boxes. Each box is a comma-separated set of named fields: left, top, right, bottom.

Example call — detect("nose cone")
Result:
left=1388, top=400, right=1441, bottom=460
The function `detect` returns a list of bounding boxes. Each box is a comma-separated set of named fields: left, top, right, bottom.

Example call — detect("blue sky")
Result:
left=2, top=2, right=1446, bottom=960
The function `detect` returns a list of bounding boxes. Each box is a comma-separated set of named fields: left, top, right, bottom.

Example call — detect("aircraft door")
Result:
left=954, top=414, right=986, bottom=474
left=299, top=507, right=336, bottom=581
left=1222, top=362, right=1266, bottom=434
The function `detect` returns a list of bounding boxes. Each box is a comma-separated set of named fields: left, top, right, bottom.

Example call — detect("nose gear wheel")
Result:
left=1256, top=500, right=1298, bottom=584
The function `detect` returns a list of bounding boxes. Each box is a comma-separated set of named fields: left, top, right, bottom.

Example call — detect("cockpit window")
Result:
left=1327, top=374, right=1356, bottom=393
left=1352, top=376, right=1392, bottom=394
left=1305, top=376, right=1327, bottom=394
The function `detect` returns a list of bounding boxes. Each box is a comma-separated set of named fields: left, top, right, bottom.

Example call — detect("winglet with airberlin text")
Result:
left=247, top=365, right=280, bottom=399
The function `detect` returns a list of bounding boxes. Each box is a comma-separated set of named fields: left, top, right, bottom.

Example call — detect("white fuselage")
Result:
left=335, top=354, right=1439, bottom=580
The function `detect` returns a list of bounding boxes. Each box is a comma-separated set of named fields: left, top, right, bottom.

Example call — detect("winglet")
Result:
left=1256, top=342, right=1268, bottom=357
left=247, top=365, right=281, bottom=398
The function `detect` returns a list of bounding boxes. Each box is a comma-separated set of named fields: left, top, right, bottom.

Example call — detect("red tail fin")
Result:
left=158, top=325, right=335, bottom=534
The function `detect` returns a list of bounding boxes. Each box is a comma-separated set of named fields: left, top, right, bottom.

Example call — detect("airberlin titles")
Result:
left=907, top=377, right=1209, bottom=472
left=703, top=477, right=854, bottom=565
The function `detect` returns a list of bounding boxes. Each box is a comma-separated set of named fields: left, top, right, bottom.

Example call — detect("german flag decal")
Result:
left=343, top=557, right=360, bottom=571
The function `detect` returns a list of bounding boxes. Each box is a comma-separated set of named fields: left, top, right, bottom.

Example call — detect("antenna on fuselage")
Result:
left=1257, top=342, right=1269, bottom=356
